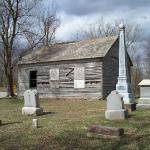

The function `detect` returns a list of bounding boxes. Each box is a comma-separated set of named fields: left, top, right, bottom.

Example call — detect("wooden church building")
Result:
left=18, top=36, right=132, bottom=99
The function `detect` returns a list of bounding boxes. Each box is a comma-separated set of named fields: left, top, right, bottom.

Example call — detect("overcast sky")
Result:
left=43, top=0, right=150, bottom=42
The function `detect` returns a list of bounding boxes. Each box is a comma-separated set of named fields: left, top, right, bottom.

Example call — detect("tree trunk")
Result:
left=5, top=47, right=15, bottom=97
left=7, top=68, right=15, bottom=97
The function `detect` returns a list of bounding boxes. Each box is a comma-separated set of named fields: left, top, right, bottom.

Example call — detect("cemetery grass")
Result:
left=0, top=98, right=150, bottom=150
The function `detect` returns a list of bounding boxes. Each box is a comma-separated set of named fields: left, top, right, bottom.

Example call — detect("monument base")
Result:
left=105, top=109, right=128, bottom=120
left=136, top=104, right=150, bottom=110
left=136, top=98, right=150, bottom=110
left=116, top=82, right=135, bottom=104
left=138, top=98, right=150, bottom=104
left=122, top=93, right=135, bottom=104
left=22, top=107, right=43, bottom=116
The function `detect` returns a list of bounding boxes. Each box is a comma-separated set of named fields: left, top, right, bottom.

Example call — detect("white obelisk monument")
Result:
left=116, top=23, right=135, bottom=104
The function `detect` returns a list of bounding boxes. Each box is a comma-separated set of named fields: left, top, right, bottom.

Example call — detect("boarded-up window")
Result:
left=50, top=68, right=59, bottom=80
left=49, top=68, right=59, bottom=89
left=74, top=67, right=85, bottom=88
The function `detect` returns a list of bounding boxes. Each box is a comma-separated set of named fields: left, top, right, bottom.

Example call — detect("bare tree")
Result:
left=22, top=4, right=60, bottom=48
left=76, top=18, right=142, bottom=53
left=37, top=6, right=60, bottom=46
left=0, top=0, right=41, bottom=97
left=79, top=18, right=117, bottom=39
left=142, top=41, right=150, bottom=79
left=131, top=56, right=142, bottom=97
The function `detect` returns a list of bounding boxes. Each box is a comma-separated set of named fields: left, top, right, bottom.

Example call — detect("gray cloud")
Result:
left=44, top=0, right=150, bottom=42
left=52, top=0, right=150, bottom=16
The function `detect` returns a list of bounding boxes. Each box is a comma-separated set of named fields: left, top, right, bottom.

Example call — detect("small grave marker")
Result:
left=87, top=125, right=124, bottom=140
left=32, top=119, right=38, bottom=128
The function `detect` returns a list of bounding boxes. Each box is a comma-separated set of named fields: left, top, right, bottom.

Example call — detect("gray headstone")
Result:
left=105, top=90, right=128, bottom=120
left=107, top=91, right=124, bottom=110
left=22, top=89, right=43, bottom=115
left=24, top=90, right=39, bottom=107
left=137, top=79, right=150, bottom=110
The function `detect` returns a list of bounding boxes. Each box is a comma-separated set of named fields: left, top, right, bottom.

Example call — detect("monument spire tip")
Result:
left=119, top=23, right=125, bottom=29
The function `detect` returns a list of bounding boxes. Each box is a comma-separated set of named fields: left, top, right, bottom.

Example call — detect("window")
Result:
left=29, top=71, right=37, bottom=88
left=49, top=68, right=59, bottom=89
left=74, top=67, right=85, bottom=88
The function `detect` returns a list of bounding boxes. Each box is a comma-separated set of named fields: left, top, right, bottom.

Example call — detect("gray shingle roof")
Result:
left=19, top=36, right=118, bottom=64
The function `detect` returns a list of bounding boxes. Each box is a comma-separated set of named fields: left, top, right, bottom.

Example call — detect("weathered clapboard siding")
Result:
left=102, top=39, right=119, bottom=98
left=18, top=58, right=102, bottom=98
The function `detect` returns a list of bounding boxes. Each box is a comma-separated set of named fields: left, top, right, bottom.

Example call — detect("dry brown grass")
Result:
left=0, top=98, right=150, bottom=150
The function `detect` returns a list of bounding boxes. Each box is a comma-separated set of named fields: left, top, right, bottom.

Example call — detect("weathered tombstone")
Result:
left=32, top=119, right=38, bottom=128
left=105, top=90, right=128, bottom=120
left=22, top=89, right=43, bottom=115
left=137, top=79, right=150, bottom=110
left=87, top=125, right=124, bottom=140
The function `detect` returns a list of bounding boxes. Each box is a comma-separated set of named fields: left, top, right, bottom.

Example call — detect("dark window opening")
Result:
left=29, top=71, right=37, bottom=88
